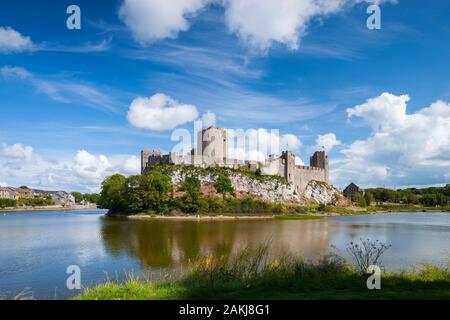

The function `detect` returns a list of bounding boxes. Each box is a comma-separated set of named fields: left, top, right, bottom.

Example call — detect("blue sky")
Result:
left=0, top=0, right=450, bottom=192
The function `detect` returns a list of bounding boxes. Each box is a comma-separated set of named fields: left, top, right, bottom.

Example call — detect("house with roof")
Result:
left=343, top=183, right=364, bottom=199
left=0, top=187, right=19, bottom=200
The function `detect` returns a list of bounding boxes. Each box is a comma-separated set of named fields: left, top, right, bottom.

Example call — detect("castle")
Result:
left=141, top=126, right=329, bottom=194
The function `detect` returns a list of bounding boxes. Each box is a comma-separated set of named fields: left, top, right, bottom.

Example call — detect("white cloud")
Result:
left=0, top=145, right=141, bottom=192
left=119, top=0, right=210, bottom=44
left=225, top=0, right=396, bottom=52
left=127, top=93, right=199, bottom=131
left=118, top=0, right=396, bottom=52
left=0, top=27, right=34, bottom=53
left=295, top=156, right=305, bottom=166
left=331, top=93, right=450, bottom=188
left=0, top=66, right=31, bottom=79
left=1, top=143, right=33, bottom=159
left=201, top=111, right=216, bottom=128
left=123, top=155, right=141, bottom=174
left=224, top=0, right=332, bottom=52
left=72, top=150, right=112, bottom=181
left=280, top=133, right=301, bottom=151
left=0, top=66, right=121, bottom=113
left=346, top=92, right=410, bottom=132
left=316, top=133, right=341, bottom=152
left=227, top=128, right=301, bottom=161
left=228, top=147, right=266, bottom=162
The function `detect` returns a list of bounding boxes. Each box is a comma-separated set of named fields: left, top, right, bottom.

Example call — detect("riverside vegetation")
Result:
left=96, top=165, right=450, bottom=218
left=0, top=189, right=99, bottom=210
left=78, top=240, right=450, bottom=300
left=0, top=196, right=54, bottom=209
left=77, top=168, right=450, bottom=300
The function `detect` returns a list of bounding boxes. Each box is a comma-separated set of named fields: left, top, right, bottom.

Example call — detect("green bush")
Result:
left=19, top=197, right=54, bottom=207
left=0, top=199, right=16, bottom=208
left=180, top=176, right=201, bottom=204
left=214, top=175, right=234, bottom=200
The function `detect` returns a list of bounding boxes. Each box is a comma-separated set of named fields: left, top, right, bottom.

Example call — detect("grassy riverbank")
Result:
left=98, top=168, right=450, bottom=218
left=0, top=204, right=98, bottom=213
left=124, top=203, right=450, bottom=220
left=78, top=246, right=450, bottom=300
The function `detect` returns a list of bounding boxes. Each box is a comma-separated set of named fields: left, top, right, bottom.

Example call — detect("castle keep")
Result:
left=141, top=126, right=329, bottom=193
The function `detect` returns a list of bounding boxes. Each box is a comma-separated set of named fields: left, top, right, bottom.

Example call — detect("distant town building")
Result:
left=141, top=126, right=329, bottom=194
left=0, top=187, right=18, bottom=200
left=33, top=190, right=76, bottom=206
left=343, top=183, right=364, bottom=198
left=16, top=187, right=34, bottom=199
left=0, top=186, right=75, bottom=206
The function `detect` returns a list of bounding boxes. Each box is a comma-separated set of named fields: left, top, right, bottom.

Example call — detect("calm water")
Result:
left=0, top=209, right=449, bottom=299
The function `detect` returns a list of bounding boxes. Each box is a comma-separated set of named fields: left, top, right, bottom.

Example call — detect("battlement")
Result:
left=141, top=127, right=329, bottom=193
left=296, top=165, right=326, bottom=172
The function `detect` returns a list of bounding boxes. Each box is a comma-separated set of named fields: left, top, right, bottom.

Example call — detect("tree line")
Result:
left=0, top=196, right=54, bottom=208
left=351, top=185, right=450, bottom=207
left=97, top=171, right=235, bottom=214
left=70, top=192, right=100, bottom=204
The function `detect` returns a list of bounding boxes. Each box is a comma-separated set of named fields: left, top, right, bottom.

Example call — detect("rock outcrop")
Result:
left=167, top=169, right=348, bottom=206
left=303, top=180, right=350, bottom=206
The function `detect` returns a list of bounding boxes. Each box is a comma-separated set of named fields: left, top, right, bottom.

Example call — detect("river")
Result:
left=0, top=209, right=449, bottom=299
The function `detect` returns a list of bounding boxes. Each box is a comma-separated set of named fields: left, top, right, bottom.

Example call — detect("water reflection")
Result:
left=100, top=218, right=337, bottom=269
left=1, top=210, right=449, bottom=299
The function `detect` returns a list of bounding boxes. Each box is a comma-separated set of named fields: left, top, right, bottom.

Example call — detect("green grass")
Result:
left=77, top=245, right=450, bottom=300
left=274, top=214, right=322, bottom=220
left=365, top=204, right=450, bottom=213
left=131, top=201, right=450, bottom=218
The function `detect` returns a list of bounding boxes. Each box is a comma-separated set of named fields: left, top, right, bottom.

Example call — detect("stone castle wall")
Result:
left=141, top=126, right=329, bottom=193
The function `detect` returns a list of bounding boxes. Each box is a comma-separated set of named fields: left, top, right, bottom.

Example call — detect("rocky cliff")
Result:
left=168, top=168, right=349, bottom=206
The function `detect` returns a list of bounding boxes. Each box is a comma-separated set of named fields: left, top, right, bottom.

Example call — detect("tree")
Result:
left=364, top=192, right=374, bottom=206
left=146, top=171, right=172, bottom=212
left=444, top=184, right=450, bottom=197
left=354, top=192, right=366, bottom=207
left=181, top=176, right=201, bottom=204
left=98, top=174, right=128, bottom=213
left=0, top=199, right=16, bottom=208
left=214, top=175, right=234, bottom=200
left=87, top=193, right=100, bottom=204
left=255, top=168, right=263, bottom=177
left=420, top=194, right=437, bottom=206
left=126, top=171, right=172, bottom=213
left=125, top=175, right=148, bottom=212
left=71, top=192, right=83, bottom=204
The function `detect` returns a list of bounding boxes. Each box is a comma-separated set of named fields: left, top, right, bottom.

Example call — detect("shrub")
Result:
left=346, top=238, right=391, bottom=274
left=181, top=176, right=201, bottom=204
left=353, top=193, right=367, bottom=207
left=0, top=199, right=17, bottom=208
left=214, top=175, right=234, bottom=200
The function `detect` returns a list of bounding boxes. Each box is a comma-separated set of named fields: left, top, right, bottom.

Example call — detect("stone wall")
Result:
left=293, top=166, right=328, bottom=194
left=141, top=128, right=329, bottom=192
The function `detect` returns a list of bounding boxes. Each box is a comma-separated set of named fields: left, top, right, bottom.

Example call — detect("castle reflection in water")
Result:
left=100, top=218, right=337, bottom=269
